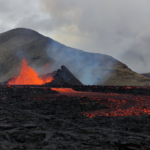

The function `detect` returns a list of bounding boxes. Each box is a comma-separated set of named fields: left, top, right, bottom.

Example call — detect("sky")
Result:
left=0, top=0, right=150, bottom=73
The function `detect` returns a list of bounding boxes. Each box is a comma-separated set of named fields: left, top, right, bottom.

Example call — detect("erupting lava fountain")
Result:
left=8, top=59, right=54, bottom=85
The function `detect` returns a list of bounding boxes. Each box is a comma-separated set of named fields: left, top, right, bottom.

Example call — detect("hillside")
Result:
left=141, top=73, right=150, bottom=78
left=0, top=28, right=149, bottom=86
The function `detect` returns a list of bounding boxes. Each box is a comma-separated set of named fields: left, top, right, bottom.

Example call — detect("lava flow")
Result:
left=48, top=87, right=150, bottom=118
left=80, top=93, right=150, bottom=118
left=8, top=59, right=53, bottom=85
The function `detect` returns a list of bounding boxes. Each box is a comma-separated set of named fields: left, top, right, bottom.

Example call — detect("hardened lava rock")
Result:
left=0, top=86, right=150, bottom=149
left=72, top=85, right=150, bottom=95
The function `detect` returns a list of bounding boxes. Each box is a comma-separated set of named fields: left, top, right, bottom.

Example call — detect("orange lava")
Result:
left=8, top=59, right=53, bottom=85
left=45, top=88, right=150, bottom=118
left=19, top=86, right=150, bottom=118
left=51, top=88, right=78, bottom=93
left=81, top=94, right=150, bottom=118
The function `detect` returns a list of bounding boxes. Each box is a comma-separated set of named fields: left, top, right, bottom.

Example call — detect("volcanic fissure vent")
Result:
left=8, top=59, right=54, bottom=85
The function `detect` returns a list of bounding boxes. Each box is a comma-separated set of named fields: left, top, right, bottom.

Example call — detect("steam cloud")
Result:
left=45, top=39, right=117, bottom=85
left=0, top=0, right=150, bottom=74
left=40, top=0, right=150, bottom=74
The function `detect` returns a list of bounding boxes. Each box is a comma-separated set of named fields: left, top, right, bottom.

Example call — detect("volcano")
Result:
left=8, top=59, right=54, bottom=85
left=0, top=28, right=150, bottom=86
left=5, top=58, right=83, bottom=86
left=0, top=28, right=150, bottom=150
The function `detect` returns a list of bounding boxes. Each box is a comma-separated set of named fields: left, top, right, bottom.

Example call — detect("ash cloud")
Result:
left=0, top=0, right=51, bottom=34
left=119, top=30, right=150, bottom=73
left=40, top=0, right=150, bottom=74
left=0, top=0, right=150, bottom=74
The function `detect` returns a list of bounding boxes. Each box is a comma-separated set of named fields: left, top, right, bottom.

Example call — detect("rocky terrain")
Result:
left=0, top=28, right=150, bottom=86
left=72, top=85, right=150, bottom=95
left=0, top=85, right=150, bottom=149
left=41, top=65, right=83, bottom=86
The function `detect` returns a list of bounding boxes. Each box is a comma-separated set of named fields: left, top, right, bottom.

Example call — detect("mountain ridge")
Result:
left=0, top=28, right=149, bottom=86
left=140, top=73, right=150, bottom=78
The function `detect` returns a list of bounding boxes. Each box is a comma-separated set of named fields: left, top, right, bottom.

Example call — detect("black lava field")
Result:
left=0, top=85, right=150, bottom=150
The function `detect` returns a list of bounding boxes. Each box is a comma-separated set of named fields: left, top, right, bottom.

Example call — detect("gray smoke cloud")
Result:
left=0, top=0, right=150, bottom=74
left=40, top=0, right=150, bottom=73
left=0, top=0, right=52, bottom=33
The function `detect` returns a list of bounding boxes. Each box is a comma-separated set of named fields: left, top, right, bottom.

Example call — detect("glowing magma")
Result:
left=8, top=59, right=53, bottom=85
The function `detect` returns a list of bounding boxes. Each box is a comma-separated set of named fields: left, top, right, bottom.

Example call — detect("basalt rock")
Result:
left=44, top=65, right=83, bottom=86
left=0, top=86, right=150, bottom=149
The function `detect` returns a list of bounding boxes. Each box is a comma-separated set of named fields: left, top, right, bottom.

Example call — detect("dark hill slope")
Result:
left=0, top=28, right=149, bottom=86
left=141, top=73, right=150, bottom=78
left=40, top=65, right=83, bottom=86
